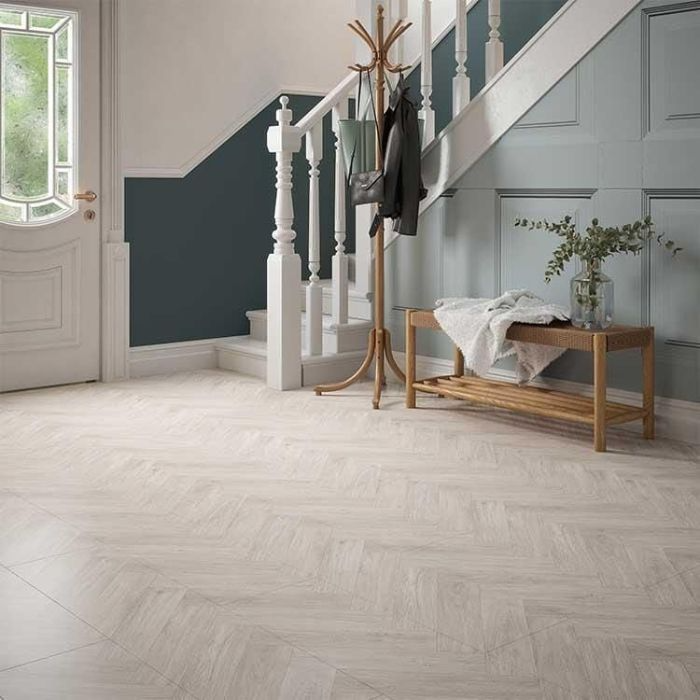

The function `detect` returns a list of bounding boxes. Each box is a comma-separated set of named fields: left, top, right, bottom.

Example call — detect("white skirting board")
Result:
left=396, top=352, right=700, bottom=446
left=129, top=337, right=236, bottom=378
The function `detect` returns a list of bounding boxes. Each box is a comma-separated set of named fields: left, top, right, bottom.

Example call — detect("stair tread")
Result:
left=246, top=309, right=372, bottom=329
left=301, top=279, right=372, bottom=298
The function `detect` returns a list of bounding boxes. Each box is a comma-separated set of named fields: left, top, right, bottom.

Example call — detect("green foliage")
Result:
left=2, top=33, right=50, bottom=199
left=514, top=215, right=682, bottom=283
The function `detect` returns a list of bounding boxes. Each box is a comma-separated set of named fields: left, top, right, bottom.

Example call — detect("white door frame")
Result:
left=100, top=0, right=129, bottom=381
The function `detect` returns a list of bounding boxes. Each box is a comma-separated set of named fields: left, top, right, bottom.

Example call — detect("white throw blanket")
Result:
left=434, top=290, right=570, bottom=383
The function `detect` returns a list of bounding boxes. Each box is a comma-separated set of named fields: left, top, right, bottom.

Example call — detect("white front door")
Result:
left=0, top=0, right=100, bottom=392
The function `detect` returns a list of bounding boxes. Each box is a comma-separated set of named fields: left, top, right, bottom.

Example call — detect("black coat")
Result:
left=374, top=76, right=427, bottom=237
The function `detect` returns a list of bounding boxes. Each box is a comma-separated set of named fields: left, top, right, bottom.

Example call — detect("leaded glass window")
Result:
left=0, top=4, right=76, bottom=225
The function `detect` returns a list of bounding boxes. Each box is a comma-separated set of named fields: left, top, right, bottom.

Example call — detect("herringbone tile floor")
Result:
left=0, top=369, right=699, bottom=699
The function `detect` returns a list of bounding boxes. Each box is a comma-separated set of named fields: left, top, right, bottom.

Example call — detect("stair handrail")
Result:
left=295, top=72, right=359, bottom=135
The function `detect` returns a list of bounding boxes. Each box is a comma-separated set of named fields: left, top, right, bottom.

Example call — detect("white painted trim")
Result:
left=102, top=242, right=129, bottom=380
left=100, top=0, right=129, bottom=382
left=129, top=337, right=238, bottom=378
left=123, top=86, right=327, bottom=179
left=395, top=351, right=700, bottom=446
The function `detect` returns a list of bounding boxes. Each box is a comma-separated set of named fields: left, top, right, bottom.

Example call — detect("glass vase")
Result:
left=570, top=260, right=614, bottom=330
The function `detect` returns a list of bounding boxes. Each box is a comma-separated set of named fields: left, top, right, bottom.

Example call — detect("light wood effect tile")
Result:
left=1, top=370, right=699, bottom=699
left=0, top=639, right=195, bottom=699
left=0, top=567, right=103, bottom=672
left=9, top=548, right=378, bottom=700
left=0, top=491, right=94, bottom=567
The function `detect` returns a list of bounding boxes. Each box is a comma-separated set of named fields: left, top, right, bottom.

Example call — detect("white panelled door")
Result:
left=0, top=0, right=100, bottom=392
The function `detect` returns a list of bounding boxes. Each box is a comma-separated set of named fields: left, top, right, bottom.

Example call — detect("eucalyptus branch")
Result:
left=514, top=215, right=681, bottom=283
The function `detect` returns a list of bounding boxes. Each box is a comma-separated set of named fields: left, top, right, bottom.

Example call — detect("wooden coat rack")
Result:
left=315, top=5, right=412, bottom=409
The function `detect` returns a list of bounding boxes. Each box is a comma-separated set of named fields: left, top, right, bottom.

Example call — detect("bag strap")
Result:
left=346, top=71, right=364, bottom=185
left=366, top=70, right=382, bottom=160
left=347, top=69, right=384, bottom=185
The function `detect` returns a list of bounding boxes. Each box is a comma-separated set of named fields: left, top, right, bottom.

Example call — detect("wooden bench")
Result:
left=405, top=309, right=655, bottom=452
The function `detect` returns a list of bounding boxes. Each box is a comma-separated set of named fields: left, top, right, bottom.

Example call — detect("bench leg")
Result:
left=593, top=333, right=607, bottom=452
left=454, top=345, right=465, bottom=377
left=406, top=310, right=416, bottom=409
left=642, top=334, right=655, bottom=439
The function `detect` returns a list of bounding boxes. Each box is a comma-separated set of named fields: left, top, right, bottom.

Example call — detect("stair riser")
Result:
left=300, top=287, right=373, bottom=321
left=216, top=340, right=372, bottom=388
left=248, top=315, right=267, bottom=343
left=301, top=352, right=372, bottom=387
left=249, top=315, right=370, bottom=353
left=217, top=346, right=266, bottom=379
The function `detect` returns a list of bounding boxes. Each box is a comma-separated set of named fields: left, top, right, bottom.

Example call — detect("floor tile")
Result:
left=0, top=567, right=102, bottom=672
left=0, top=639, right=193, bottom=699
left=1, top=370, right=699, bottom=699
left=0, top=492, right=93, bottom=567
left=228, top=578, right=550, bottom=699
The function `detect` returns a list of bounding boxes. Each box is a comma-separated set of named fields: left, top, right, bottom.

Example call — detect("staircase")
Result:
left=217, top=0, right=643, bottom=390
left=217, top=274, right=374, bottom=386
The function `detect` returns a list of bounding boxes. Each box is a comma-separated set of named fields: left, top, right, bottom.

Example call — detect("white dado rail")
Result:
left=266, top=0, right=499, bottom=390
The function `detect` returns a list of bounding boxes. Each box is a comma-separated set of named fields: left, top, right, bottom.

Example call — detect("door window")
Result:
left=0, top=4, right=76, bottom=225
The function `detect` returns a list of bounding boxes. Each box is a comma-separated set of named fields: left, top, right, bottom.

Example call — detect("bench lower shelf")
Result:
left=414, top=375, right=648, bottom=427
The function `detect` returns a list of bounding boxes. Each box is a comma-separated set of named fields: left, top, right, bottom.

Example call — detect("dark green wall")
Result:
left=125, top=0, right=565, bottom=347
left=125, top=95, right=341, bottom=346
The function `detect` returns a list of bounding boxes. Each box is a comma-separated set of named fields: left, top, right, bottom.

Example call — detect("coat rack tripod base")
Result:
left=314, top=5, right=411, bottom=409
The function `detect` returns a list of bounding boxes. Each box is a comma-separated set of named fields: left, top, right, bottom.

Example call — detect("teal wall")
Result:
left=125, top=0, right=563, bottom=347
left=389, top=0, right=700, bottom=403
left=125, top=95, right=343, bottom=346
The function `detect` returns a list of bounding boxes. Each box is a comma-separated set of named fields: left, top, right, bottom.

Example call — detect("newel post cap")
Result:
left=267, top=96, right=302, bottom=153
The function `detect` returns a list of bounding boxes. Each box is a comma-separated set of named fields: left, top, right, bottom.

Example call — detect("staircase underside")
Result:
left=419, top=0, right=643, bottom=212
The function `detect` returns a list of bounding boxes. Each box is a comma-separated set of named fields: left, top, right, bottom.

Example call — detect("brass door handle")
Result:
left=74, top=191, right=98, bottom=202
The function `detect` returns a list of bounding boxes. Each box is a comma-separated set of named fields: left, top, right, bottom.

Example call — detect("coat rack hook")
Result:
left=348, top=20, right=376, bottom=53
left=384, top=20, right=412, bottom=55
left=383, top=19, right=406, bottom=50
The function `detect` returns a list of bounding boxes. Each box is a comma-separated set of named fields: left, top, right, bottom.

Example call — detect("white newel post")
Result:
left=453, top=0, right=470, bottom=116
left=419, top=0, right=435, bottom=146
left=266, top=97, right=302, bottom=390
left=331, top=101, right=349, bottom=325
left=305, top=122, right=323, bottom=356
left=485, top=0, right=504, bottom=82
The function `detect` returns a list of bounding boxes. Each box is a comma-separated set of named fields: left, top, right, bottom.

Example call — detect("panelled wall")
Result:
left=389, top=0, right=700, bottom=402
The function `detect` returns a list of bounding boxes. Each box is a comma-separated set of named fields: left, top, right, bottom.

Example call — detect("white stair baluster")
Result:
left=485, top=0, right=504, bottom=82
left=331, top=100, right=349, bottom=326
left=453, top=0, right=470, bottom=116
left=419, top=0, right=435, bottom=146
left=266, top=96, right=302, bottom=390
left=305, top=122, right=323, bottom=356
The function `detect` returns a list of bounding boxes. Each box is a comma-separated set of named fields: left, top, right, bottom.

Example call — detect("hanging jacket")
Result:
left=373, top=76, right=427, bottom=237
